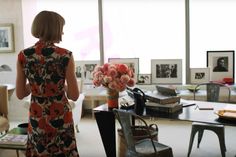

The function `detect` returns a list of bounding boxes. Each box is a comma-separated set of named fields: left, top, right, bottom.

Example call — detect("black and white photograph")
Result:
left=212, top=57, right=228, bottom=72
left=108, top=58, right=139, bottom=81
left=137, top=74, right=151, bottom=84
left=151, top=59, right=182, bottom=84
left=0, top=23, right=14, bottom=53
left=75, top=60, right=100, bottom=84
left=207, top=50, right=234, bottom=83
left=155, top=64, right=177, bottom=78
left=190, top=68, right=210, bottom=84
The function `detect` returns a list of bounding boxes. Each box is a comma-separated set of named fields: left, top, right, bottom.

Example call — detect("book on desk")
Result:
left=145, top=92, right=181, bottom=105
left=0, top=134, right=27, bottom=146
left=146, top=101, right=183, bottom=113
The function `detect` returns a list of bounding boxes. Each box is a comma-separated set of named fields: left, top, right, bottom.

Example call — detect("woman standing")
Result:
left=16, top=10, right=80, bottom=157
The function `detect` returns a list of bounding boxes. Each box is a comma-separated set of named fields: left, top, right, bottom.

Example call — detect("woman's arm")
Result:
left=65, top=54, right=79, bottom=101
left=15, top=60, right=31, bottom=99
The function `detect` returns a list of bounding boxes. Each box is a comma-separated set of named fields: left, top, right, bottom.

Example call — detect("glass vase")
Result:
left=107, top=88, right=119, bottom=109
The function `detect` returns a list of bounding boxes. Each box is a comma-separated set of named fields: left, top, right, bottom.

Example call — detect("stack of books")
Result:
left=145, top=92, right=182, bottom=114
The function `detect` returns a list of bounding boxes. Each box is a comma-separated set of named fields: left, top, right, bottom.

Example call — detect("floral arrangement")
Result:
left=92, top=63, right=135, bottom=92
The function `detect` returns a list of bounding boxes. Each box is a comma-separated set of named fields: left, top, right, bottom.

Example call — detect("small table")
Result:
left=0, top=128, right=27, bottom=157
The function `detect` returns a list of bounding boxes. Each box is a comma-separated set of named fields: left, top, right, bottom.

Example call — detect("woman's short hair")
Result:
left=31, top=10, right=65, bottom=43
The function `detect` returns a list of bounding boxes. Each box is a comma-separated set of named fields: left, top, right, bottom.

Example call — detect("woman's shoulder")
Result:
left=54, top=45, right=72, bottom=56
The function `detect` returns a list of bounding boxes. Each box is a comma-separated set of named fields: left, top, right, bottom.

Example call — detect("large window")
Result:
left=22, top=0, right=99, bottom=61
left=190, top=0, right=236, bottom=69
left=22, top=0, right=236, bottom=84
left=103, top=0, right=185, bottom=76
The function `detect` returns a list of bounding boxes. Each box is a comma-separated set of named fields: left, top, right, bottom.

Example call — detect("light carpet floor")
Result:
left=1, top=115, right=236, bottom=157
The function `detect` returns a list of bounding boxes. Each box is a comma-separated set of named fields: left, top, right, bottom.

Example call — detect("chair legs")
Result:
left=187, top=126, right=198, bottom=157
left=197, top=129, right=204, bottom=148
left=187, top=123, right=226, bottom=157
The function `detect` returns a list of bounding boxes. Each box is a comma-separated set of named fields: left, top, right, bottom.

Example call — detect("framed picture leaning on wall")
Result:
left=137, top=74, right=151, bottom=85
left=207, top=50, right=235, bottom=84
left=0, top=23, right=14, bottom=53
left=151, top=59, right=182, bottom=84
left=190, top=68, right=210, bottom=84
left=75, top=60, right=100, bottom=84
left=108, top=58, right=139, bottom=82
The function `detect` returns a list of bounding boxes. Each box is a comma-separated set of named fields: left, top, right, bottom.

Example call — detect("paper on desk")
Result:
left=196, top=102, right=214, bottom=110
left=224, top=105, right=236, bottom=111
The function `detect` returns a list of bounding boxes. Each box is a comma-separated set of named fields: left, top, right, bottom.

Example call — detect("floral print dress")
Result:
left=18, top=41, right=79, bottom=157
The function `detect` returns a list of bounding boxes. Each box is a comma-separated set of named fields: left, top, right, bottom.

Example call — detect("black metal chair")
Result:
left=113, top=108, right=173, bottom=157
left=187, top=82, right=231, bottom=157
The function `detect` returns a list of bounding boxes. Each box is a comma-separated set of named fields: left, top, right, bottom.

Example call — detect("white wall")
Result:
left=0, top=0, right=28, bottom=122
left=0, top=0, right=24, bottom=84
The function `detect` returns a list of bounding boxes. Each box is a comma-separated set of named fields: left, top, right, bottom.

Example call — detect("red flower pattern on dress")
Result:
left=64, top=112, right=73, bottom=123
left=55, top=47, right=67, bottom=55
left=45, top=83, right=58, bottom=96
left=30, top=102, right=42, bottom=118
left=50, top=102, right=64, bottom=118
left=45, top=123, right=57, bottom=138
left=38, top=118, right=46, bottom=129
left=31, top=83, right=40, bottom=95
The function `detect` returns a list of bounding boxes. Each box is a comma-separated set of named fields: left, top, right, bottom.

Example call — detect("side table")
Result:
left=0, top=128, right=27, bottom=157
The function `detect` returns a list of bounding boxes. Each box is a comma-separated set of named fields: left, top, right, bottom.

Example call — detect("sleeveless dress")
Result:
left=18, top=41, right=79, bottom=157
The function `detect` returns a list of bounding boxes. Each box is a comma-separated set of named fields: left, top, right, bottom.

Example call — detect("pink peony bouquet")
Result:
left=92, top=63, right=135, bottom=92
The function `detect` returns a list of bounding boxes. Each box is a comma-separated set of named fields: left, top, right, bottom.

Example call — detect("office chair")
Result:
left=187, top=82, right=231, bottom=157
left=113, top=108, right=173, bottom=157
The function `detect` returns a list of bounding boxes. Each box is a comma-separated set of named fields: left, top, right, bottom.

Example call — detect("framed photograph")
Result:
left=108, top=58, right=139, bottom=81
left=190, top=68, right=210, bottom=84
left=151, top=59, right=182, bottom=84
left=207, top=50, right=235, bottom=83
left=75, top=60, right=100, bottom=84
left=137, top=74, right=151, bottom=85
left=0, top=24, right=14, bottom=53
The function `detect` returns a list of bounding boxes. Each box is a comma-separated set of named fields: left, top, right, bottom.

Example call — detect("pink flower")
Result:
left=120, top=74, right=130, bottom=83
left=92, top=63, right=135, bottom=92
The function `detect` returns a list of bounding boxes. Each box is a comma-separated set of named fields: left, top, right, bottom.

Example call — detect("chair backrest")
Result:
left=194, top=82, right=231, bottom=102
left=113, top=109, right=136, bottom=152
left=113, top=109, right=157, bottom=155
left=0, top=85, right=8, bottom=117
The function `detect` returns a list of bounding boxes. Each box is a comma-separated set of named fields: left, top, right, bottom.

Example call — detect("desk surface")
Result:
left=83, top=86, right=236, bottom=103
left=94, top=100, right=236, bottom=126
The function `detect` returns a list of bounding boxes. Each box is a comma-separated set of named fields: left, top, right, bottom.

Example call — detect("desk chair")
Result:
left=187, top=82, right=231, bottom=157
left=0, top=85, right=10, bottom=134
left=113, top=109, right=173, bottom=157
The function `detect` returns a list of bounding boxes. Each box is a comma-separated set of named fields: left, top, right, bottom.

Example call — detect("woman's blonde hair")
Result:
left=31, top=10, right=65, bottom=43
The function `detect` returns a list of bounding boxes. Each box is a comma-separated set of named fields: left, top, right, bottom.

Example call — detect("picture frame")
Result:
left=190, top=68, right=210, bottom=84
left=137, top=74, right=151, bottom=85
left=0, top=23, right=14, bottom=53
left=108, top=58, right=139, bottom=81
left=207, top=50, right=235, bottom=84
left=75, top=60, right=100, bottom=84
left=151, top=59, right=182, bottom=84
